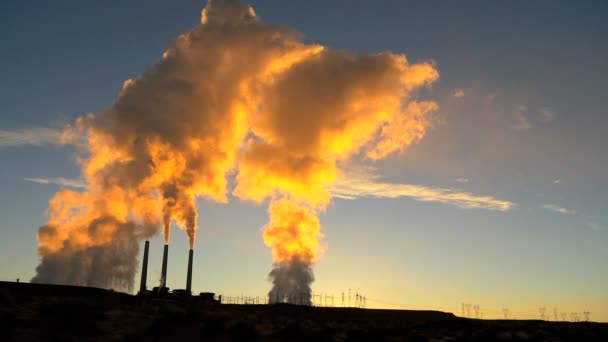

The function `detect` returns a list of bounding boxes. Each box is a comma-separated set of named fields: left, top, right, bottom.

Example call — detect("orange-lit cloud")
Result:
left=263, top=200, right=323, bottom=264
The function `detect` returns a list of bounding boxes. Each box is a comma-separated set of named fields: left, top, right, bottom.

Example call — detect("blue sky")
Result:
left=1, top=0, right=607, bottom=321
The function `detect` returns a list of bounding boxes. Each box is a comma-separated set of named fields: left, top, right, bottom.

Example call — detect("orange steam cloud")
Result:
left=263, top=200, right=323, bottom=265
left=234, top=49, right=438, bottom=302
left=32, top=0, right=439, bottom=294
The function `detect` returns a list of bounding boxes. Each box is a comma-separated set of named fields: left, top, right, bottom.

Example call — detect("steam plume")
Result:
left=32, top=0, right=439, bottom=296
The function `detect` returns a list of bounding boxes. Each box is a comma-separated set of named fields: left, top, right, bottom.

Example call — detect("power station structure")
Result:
left=138, top=241, right=205, bottom=300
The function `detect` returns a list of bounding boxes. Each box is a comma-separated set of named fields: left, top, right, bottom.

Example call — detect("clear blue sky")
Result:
left=1, top=0, right=607, bottom=321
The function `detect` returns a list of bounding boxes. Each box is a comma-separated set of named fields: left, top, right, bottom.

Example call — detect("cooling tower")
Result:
left=139, top=240, right=150, bottom=293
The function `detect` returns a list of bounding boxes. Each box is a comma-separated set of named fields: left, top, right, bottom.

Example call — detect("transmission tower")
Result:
left=583, top=311, right=590, bottom=322
left=539, top=307, right=546, bottom=320
left=473, top=305, right=480, bottom=319
left=554, top=308, right=558, bottom=321
left=465, top=303, right=471, bottom=318
left=502, top=308, right=509, bottom=319
left=560, top=312, right=567, bottom=321
left=461, top=303, right=465, bottom=317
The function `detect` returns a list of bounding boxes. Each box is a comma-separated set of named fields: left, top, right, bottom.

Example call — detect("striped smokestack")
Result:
left=186, top=249, right=193, bottom=294
left=139, top=240, right=150, bottom=293
left=161, top=244, right=169, bottom=287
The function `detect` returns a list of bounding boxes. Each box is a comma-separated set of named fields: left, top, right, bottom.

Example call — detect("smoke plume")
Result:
left=32, top=0, right=439, bottom=295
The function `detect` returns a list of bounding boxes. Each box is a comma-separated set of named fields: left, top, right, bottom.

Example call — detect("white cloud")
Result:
left=24, top=177, right=85, bottom=188
left=539, top=108, right=555, bottom=123
left=512, top=105, right=531, bottom=131
left=456, top=177, right=469, bottom=183
left=0, top=127, right=64, bottom=147
left=329, top=171, right=514, bottom=211
left=542, top=204, right=572, bottom=215
left=554, top=179, right=561, bottom=184
left=453, top=89, right=465, bottom=98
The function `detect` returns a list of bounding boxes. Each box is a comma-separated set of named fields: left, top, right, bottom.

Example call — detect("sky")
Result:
left=1, top=0, right=607, bottom=321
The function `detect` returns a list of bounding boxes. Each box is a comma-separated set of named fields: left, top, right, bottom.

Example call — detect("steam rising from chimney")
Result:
left=31, top=0, right=439, bottom=296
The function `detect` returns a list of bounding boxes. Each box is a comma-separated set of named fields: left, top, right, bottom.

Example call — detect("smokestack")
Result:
left=139, top=240, right=150, bottom=293
left=161, top=244, right=169, bottom=288
left=186, top=249, right=193, bottom=294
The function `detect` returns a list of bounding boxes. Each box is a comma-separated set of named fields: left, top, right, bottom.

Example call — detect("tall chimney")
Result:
left=139, top=240, right=150, bottom=293
left=161, top=244, right=169, bottom=288
left=186, top=249, right=193, bottom=294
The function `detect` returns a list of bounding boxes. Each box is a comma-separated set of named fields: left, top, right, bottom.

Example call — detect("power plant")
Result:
left=138, top=241, right=210, bottom=301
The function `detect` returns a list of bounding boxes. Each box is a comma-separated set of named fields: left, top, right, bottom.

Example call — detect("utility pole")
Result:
left=461, top=303, right=465, bottom=317
left=466, top=303, right=471, bottom=318
left=349, top=288, right=351, bottom=307
left=554, top=308, right=558, bottom=321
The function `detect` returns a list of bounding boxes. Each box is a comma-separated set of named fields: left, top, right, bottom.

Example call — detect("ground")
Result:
left=1, top=281, right=606, bottom=341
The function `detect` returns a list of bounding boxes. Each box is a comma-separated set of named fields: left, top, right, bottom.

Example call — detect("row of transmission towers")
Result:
left=312, top=289, right=366, bottom=308
left=461, top=303, right=482, bottom=319
left=462, top=303, right=591, bottom=322
left=539, top=307, right=591, bottom=322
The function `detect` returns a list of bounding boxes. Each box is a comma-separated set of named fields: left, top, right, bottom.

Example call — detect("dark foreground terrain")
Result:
left=1, top=281, right=606, bottom=341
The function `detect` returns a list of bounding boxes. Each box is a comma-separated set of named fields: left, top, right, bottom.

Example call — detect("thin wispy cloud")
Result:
left=456, top=177, right=469, bottom=183
left=554, top=179, right=561, bottom=184
left=453, top=89, right=465, bottom=98
left=542, top=204, right=573, bottom=214
left=24, top=177, right=85, bottom=188
left=0, top=127, right=65, bottom=147
left=586, top=222, right=603, bottom=232
left=542, top=204, right=604, bottom=231
left=330, top=171, right=514, bottom=211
